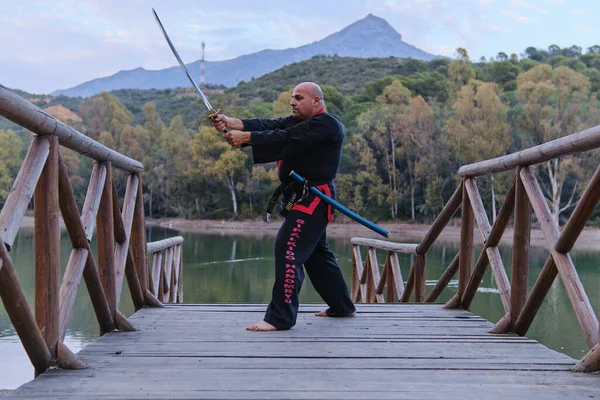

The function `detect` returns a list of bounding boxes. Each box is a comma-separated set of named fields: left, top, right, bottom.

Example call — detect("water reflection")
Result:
left=1, top=226, right=598, bottom=389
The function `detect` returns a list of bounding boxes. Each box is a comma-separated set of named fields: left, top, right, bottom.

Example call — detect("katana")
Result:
left=289, top=171, right=390, bottom=238
left=152, top=8, right=227, bottom=132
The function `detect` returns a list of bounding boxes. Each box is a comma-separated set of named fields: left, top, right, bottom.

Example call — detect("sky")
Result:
left=1, top=0, right=598, bottom=94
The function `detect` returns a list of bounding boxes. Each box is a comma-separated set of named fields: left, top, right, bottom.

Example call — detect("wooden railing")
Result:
left=351, top=124, right=600, bottom=372
left=351, top=238, right=414, bottom=303
left=0, top=85, right=183, bottom=375
left=147, top=237, right=184, bottom=303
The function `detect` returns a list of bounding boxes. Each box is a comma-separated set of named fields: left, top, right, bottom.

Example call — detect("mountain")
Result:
left=52, top=14, right=437, bottom=97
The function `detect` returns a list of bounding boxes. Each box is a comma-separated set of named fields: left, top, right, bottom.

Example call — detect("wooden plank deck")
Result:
left=6, top=304, right=600, bottom=399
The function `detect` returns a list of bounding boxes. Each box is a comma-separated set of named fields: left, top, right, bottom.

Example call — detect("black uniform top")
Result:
left=242, top=112, right=344, bottom=185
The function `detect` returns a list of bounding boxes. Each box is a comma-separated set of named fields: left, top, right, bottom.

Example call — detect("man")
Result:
left=212, top=82, right=356, bottom=331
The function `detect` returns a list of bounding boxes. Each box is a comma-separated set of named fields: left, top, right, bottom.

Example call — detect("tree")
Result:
left=399, top=72, right=452, bottom=103
left=447, top=80, right=510, bottom=220
left=516, top=64, right=593, bottom=223
left=483, top=61, right=521, bottom=92
left=562, top=45, right=582, bottom=58
left=497, top=52, right=508, bottom=61
left=397, top=96, right=435, bottom=220
left=243, top=165, right=278, bottom=217
left=548, top=45, right=561, bottom=57
left=273, top=89, right=293, bottom=117
left=143, top=102, right=166, bottom=151
left=321, top=85, right=346, bottom=116
left=587, top=45, right=600, bottom=55
left=448, top=48, right=476, bottom=92
left=336, top=135, right=386, bottom=220
left=525, top=47, right=545, bottom=62
left=189, top=126, right=248, bottom=217
left=213, top=150, right=249, bottom=218
left=79, top=92, right=133, bottom=142
left=357, top=80, right=411, bottom=219
left=0, top=130, right=23, bottom=205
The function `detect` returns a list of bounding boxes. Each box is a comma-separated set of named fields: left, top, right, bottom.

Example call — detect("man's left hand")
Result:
left=224, top=130, right=251, bottom=147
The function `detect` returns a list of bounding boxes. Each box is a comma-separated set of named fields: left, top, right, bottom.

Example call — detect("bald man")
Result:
left=212, top=82, right=356, bottom=331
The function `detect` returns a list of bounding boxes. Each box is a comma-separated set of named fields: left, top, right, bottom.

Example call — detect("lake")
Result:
left=1, top=225, right=598, bottom=389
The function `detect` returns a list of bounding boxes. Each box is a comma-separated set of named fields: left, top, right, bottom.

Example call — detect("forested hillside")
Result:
left=2, top=44, right=600, bottom=225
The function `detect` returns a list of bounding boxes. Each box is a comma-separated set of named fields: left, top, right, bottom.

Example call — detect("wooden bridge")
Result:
left=1, top=84, right=600, bottom=398
left=5, top=304, right=600, bottom=399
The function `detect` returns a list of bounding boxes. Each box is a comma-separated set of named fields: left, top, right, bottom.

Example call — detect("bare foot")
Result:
left=246, top=320, right=277, bottom=331
left=315, top=310, right=356, bottom=317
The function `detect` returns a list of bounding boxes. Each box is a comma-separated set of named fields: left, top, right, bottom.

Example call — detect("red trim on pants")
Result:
left=291, top=184, right=334, bottom=222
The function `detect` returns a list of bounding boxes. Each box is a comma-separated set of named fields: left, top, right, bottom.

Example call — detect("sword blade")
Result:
left=152, top=8, right=215, bottom=113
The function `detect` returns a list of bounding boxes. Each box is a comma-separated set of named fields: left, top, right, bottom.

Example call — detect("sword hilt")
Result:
left=208, top=109, right=229, bottom=133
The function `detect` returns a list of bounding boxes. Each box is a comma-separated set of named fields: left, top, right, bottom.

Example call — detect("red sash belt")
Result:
left=291, top=184, right=334, bottom=222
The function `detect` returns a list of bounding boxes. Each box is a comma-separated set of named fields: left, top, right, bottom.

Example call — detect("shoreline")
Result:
left=19, top=216, right=600, bottom=251
left=146, top=217, right=600, bottom=251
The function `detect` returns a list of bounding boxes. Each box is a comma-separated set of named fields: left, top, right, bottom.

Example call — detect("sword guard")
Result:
left=207, top=109, right=221, bottom=120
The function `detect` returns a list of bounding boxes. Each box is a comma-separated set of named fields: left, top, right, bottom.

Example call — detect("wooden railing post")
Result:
left=519, top=167, right=598, bottom=348
left=151, top=252, right=163, bottom=297
left=132, top=173, right=149, bottom=293
left=414, top=254, right=426, bottom=302
left=113, top=174, right=139, bottom=310
left=365, top=248, right=381, bottom=303
left=461, top=178, right=514, bottom=312
left=126, top=249, right=145, bottom=310
left=0, top=137, right=49, bottom=251
left=34, top=135, right=60, bottom=363
left=176, top=244, right=184, bottom=303
left=170, top=244, right=181, bottom=303
left=0, top=239, right=52, bottom=375
left=96, top=162, right=116, bottom=317
left=448, top=180, right=473, bottom=309
left=386, top=252, right=404, bottom=302
left=511, top=167, right=531, bottom=328
left=351, top=245, right=364, bottom=302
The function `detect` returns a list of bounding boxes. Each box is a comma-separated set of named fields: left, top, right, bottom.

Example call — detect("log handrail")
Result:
left=350, top=238, right=417, bottom=254
left=147, top=237, right=185, bottom=254
left=0, top=85, right=143, bottom=172
left=0, top=88, right=183, bottom=376
left=458, top=124, right=600, bottom=177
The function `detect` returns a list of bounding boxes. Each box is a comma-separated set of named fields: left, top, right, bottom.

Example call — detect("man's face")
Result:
left=290, top=85, right=316, bottom=120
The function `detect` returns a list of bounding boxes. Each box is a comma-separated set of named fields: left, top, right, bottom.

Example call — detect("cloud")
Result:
left=576, top=26, right=594, bottom=33
left=510, top=0, right=548, bottom=14
left=501, top=9, right=535, bottom=23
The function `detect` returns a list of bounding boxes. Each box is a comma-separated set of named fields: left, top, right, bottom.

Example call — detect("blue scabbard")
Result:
left=289, top=171, right=390, bottom=238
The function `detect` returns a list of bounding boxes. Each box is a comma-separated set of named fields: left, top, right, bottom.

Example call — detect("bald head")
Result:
left=297, top=82, right=324, bottom=102
left=290, top=82, right=326, bottom=120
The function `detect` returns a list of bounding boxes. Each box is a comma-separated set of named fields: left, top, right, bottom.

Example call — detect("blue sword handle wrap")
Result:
left=289, top=171, right=390, bottom=238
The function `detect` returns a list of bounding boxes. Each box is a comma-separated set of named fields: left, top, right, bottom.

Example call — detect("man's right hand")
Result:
left=211, top=114, right=244, bottom=132
left=211, top=114, right=229, bottom=132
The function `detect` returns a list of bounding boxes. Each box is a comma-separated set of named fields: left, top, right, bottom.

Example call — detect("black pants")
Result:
left=263, top=199, right=356, bottom=330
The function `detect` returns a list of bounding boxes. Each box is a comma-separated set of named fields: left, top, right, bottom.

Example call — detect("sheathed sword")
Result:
left=289, top=171, right=390, bottom=238
left=152, top=8, right=228, bottom=133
